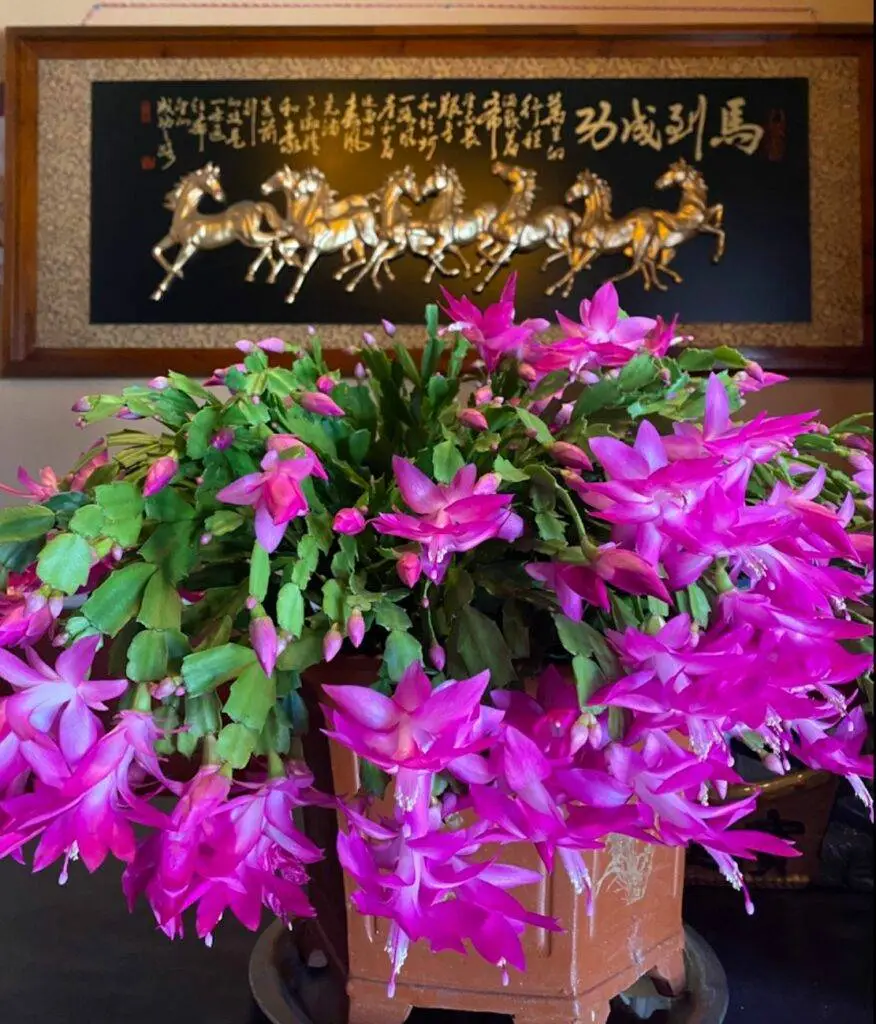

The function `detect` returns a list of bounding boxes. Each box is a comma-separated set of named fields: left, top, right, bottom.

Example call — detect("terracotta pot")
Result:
left=686, top=769, right=838, bottom=890
left=301, top=658, right=687, bottom=1024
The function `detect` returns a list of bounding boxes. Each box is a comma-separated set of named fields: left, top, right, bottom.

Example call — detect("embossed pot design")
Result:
left=301, top=658, right=687, bottom=1024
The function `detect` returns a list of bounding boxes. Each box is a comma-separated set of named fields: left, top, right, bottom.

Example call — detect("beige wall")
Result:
left=0, top=0, right=872, bottom=491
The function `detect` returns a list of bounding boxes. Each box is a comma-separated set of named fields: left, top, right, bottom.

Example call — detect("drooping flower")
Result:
left=143, top=454, right=179, bottom=497
left=332, top=508, right=367, bottom=535
left=373, top=458, right=522, bottom=584
left=849, top=452, right=874, bottom=511
left=216, top=437, right=327, bottom=553
left=0, top=569, right=64, bottom=649
left=526, top=545, right=669, bottom=619
left=731, top=360, right=788, bottom=394
left=440, top=273, right=549, bottom=373
left=0, top=466, right=61, bottom=501
left=0, top=635, right=129, bottom=766
left=0, top=712, right=175, bottom=878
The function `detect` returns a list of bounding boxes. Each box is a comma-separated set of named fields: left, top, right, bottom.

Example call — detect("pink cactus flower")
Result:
left=332, top=508, right=367, bottom=535
left=143, top=454, right=179, bottom=498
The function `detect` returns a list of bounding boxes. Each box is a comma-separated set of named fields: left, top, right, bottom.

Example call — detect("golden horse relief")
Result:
left=150, top=163, right=285, bottom=301
left=472, top=161, right=578, bottom=294
left=146, top=159, right=725, bottom=305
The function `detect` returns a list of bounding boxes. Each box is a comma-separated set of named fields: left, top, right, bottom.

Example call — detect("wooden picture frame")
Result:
left=1, top=25, right=872, bottom=378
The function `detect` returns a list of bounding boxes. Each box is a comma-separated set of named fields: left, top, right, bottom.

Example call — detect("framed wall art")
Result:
left=1, top=25, right=872, bottom=377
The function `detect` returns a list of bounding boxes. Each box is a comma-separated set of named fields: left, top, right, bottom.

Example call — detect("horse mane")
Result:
left=163, top=169, right=202, bottom=210
left=519, top=172, right=538, bottom=212
left=594, top=178, right=613, bottom=215
left=444, top=166, right=466, bottom=210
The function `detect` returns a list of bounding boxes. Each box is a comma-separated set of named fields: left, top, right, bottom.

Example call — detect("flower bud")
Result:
left=549, top=441, right=593, bottom=472
left=142, top=454, right=179, bottom=497
left=257, top=336, right=286, bottom=353
left=299, top=392, right=345, bottom=417
left=250, top=615, right=279, bottom=677
left=332, top=508, right=367, bottom=535
left=381, top=319, right=397, bottom=337
left=362, top=331, right=377, bottom=347
left=354, top=362, right=367, bottom=380
left=211, top=427, right=235, bottom=451
left=148, top=376, right=170, bottom=390
left=458, top=408, right=489, bottom=432
left=72, top=397, right=92, bottom=413
left=200, top=533, right=213, bottom=546
left=429, top=643, right=446, bottom=671
left=235, top=339, right=256, bottom=353
left=347, top=608, right=366, bottom=649
left=323, top=625, right=343, bottom=662
left=316, top=374, right=337, bottom=394
left=396, top=552, right=422, bottom=588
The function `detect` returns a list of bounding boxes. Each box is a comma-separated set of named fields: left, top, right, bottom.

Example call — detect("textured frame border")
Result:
left=2, top=26, right=872, bottom=377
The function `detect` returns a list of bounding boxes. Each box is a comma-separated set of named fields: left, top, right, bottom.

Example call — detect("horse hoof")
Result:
left=150, top=290, right=163, bottom=302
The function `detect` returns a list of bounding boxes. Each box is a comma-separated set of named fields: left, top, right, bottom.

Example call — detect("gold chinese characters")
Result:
left=150, top=159, right=726, bottom=305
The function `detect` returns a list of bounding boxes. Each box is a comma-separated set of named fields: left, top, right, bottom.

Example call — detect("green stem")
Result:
left=555, top=486, right=596, bottom=555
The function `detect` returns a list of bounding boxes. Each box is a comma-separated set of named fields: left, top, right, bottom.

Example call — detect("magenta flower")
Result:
left=850, top=452, right=874, bottom=511
left=143, top=454, right=179, bottom=497
left=789, top=708, right=873, bottom=819
left=0, top=635, right=128, bottom=766
left=732, top=360, right=788, bottom=394
left=664, top=375, right=815, bottom=465
left=440, top=273, right=549, bottom=373
left=0, top=466, right=61, bottom=501
left=0, top=712, right=174, bottom=877
left=0, top=569, right=63, bottom=649
left=216, top=438, right=326, bottom=553
left=373, top=458, right=522, bottom=583
left=316, top=374, right=337, bottom=394
left=332, top=508, right=366, bottom=535
left=527, top=545, right=669, bottom=618
left=299, top=391, right=345, bottom=417
left=322, top=662, right=500, bottom=809
left=0, top=696, right=71, bottom=797
left=124, top=765, right=325, bottom=943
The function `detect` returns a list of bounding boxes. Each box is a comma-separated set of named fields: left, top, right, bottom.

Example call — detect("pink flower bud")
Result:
left=75, top=417, right=87, bottom=430
left=332, top=508, right=366, bottom=535
left=381, top=319, right=397, bottom=337
left=148, top=376, right=170, bottom=390
left=200, top=532, right=213, bottom=546
left=316, top=375, right=337, bottom=394
left=517, top=363, right=537, bottom=382
left=323, top=625, right=343, bottom=662
left=72, top=397, right=92, bottom=413
left=362, top=331, right=377, bottom=347
left=245, top=595, right=258, bottom=611
left=458, top=408, right=489, bottom=432
left=396, top=552, right=422, bottom=588
left=111, top=544, right=124, bottom=561
left=347, top=608, right=366, bottom=648
left=142, top=454, right=178, bottom=497
left=251, top=395, right=261, bottom=405
left=250, top=615, right=279, bottom=677
left=549, top=441, right=592, bottom=472
left=257, top=337, right=286, bottom=353
left=211, top=427, right=235, bottom=451
left=307, top=325, right=317, bottom=336
left=429, top=642, right=446, bottom=671
left=151, top=678, right=177, bottom=700
left=354, top=362, right=367, bottom=380
left=474, top=385, right=493, bottom=406
left=235, top=339, right=256, bottom=353
left=117, top=406, right=143, bottom=420
left=299, top=392, right=345, bottom=417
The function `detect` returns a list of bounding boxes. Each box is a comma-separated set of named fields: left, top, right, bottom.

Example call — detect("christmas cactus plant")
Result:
left=0, top=277, right=872, bottom=991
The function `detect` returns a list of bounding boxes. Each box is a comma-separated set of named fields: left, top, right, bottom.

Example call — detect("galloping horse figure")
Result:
left=271, top=167, right=383, bottom=305
left=344, top=166, right=421, bottom=293
left=407, top=165, right=497, bottom=284
left=150, top=163, right=284, bottom=301
left=648, top=157, right=726, bottom=284
left=473, top=161, right=577, bottom=294
left=546, top=170, right=670, bottom=297
left=255, top=165, right=374, bottom=284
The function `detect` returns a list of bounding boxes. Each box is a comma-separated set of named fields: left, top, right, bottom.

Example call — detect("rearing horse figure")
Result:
left=345, top=166, right=421, bottom=293
left=473, top=161, right=577, bottom=294
left=150, top=163, right=284, bottom=300
left=407, top=165, right=497, bottom=284
left=648, top=157, right=726, bottom=283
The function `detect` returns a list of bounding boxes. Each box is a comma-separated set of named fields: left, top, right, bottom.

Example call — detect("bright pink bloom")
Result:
left=0, top=712, right=174, bottom=877
left=373, top=458, right=522, bottom=583
left=0, top=635, right=128, bottom=766
left=440, top=273, right=549, bottom=373
left=332, top=508, right=367, bottom=535
left=299, top=391, right=345, bottom=417
left=732, top=360, right=788, bottom=394
left=664, top=374, right=815, bottom=465
left=143, top=454, right=179, bottom=497
left=216, top=438, right=326, bottom=553
left=0, top=466, right=61, bottom=501
left=322, top=662, right=500, bottom=809
left=0, top=569, right=63, bottom=649
left=849, top=452, right=874, bottom=511
left=526, top=545, right=669, bottom=619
